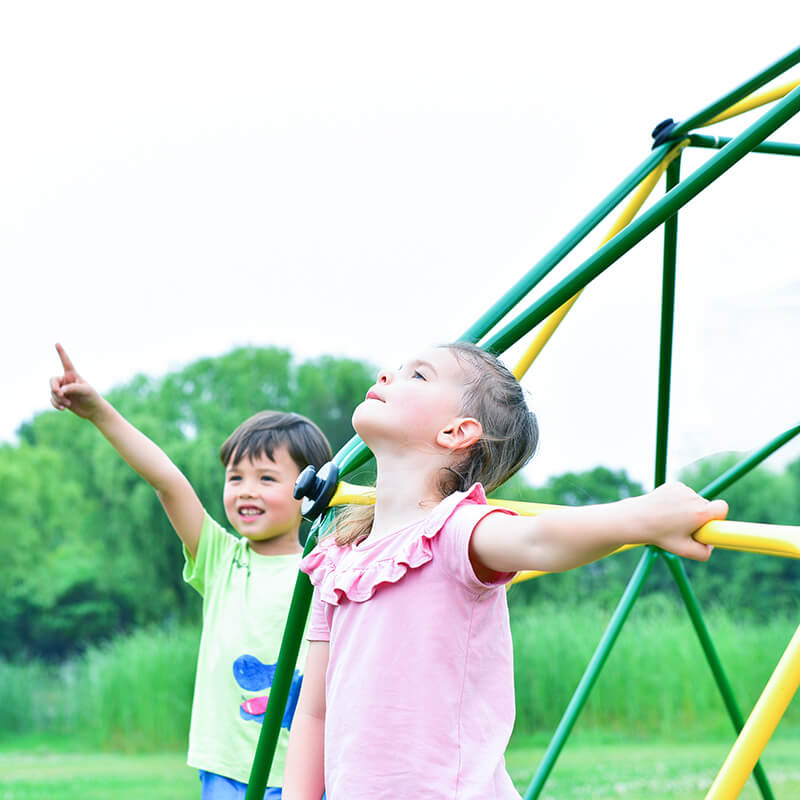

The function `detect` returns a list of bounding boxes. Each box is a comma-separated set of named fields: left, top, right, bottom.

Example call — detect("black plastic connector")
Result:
left=293, top=462, right=340, bottom=520
left=651, top=118, right=677, bottom=149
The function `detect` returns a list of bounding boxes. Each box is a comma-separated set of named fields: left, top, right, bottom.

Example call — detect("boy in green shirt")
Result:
left=50, top=343, right=331, bottom=798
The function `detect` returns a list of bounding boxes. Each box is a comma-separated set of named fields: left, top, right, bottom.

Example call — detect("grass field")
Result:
left=506, top=734, right=800, bottom=799
left=3, top=613, right=799, bottom=797
left=0, top=749, right=198, bottom=800
left=6, top=610, right=800, bottom=752
left=2, top=735, right=799, bottom=799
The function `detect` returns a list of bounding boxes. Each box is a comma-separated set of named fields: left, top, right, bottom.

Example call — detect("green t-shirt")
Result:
left=183, top=513, right=307, bottom=786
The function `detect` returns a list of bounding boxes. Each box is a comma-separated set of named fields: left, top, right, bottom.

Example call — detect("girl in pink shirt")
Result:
left=283, top=342, right=727, bottom=799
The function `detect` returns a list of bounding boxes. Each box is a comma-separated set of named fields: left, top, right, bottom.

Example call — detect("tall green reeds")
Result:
left=2, top=605, right=798, bottom=752
left=0, top=625, right=198, bottom=751
left=511, top=596, right=800, bottom=738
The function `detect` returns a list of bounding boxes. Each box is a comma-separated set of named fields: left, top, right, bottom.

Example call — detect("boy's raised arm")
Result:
left=50, top=343, right=206, bottom=559
left=470, top=481, right=728, bottom=576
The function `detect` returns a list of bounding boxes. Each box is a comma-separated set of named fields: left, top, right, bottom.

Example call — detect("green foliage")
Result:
left=0, top=626, right=197, bottom=752
left=72, top=625, right=198, bottom=751
left=510, top=597, right=800, bottom=738
left=3, top=346, right=373, bottom=660
left=3, top=606, right=798, bottom=750
left=507, top=465, right=645, bottom=506
left=0, top=443, right=119, bottom=658
left=294, top=355, right=377, bottom=453
left=2, top=342, right=798, bottom=660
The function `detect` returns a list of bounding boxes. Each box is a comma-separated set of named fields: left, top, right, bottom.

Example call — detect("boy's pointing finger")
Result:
left=55, top=342, right=77, bottom=374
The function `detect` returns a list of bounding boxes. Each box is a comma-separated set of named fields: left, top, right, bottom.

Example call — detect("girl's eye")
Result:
left=228, top=475, right=241, bottom=482
left=412, top=370, right=426, bottom=380
left=261, top=475, right=275, bottom=482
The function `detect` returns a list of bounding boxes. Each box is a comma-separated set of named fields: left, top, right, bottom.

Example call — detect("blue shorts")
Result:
left=198, top=770, right=282, bottom=799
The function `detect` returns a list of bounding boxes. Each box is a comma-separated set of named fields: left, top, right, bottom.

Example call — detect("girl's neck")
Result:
left=369, top=449, right=447, bottom=541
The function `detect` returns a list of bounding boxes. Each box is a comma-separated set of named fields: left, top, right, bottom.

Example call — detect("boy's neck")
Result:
left=248, top=531, right=303, bottom=556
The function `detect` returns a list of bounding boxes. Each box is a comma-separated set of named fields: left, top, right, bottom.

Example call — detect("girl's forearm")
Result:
left=283, top=711, right=325, bottom=799
left=530, top=499, right=642, bottom=569
left=474, top=483, right=721, bottom=574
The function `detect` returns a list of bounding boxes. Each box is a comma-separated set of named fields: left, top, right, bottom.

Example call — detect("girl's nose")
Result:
left=377, top=368, right=392, bottom=385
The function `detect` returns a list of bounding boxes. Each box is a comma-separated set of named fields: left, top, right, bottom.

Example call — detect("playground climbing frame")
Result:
left=246, top=45, right=800, bottom=800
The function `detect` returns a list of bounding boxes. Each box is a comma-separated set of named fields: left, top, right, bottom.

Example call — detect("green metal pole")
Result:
left=654, top=155, right=681, bottom=488
left=653, top=427, right=800, bottom=800
left=661, top=552, right=775, bottom=800
left=244, top=425, right=383, bottom=794
left=689, top=133, right=800, bottom=157
left=484, top=82, right=800, bottom=355
left=334, top=433, right=373, bottom=479
left=701, top=424, right=800, bottom=500
left=245, top=515, right=329, bottom=799
left=333, top=433, right=361, bottom=467
left=670, top=46, right=800, bottom=139
left=520, top=422, right=800, bottom=800
left=522, top=547, right=660, bottom=800
left=461, top=147, right=670, bottom=343
left=245, top=423, right=380, bottom=794
left=468, top=46, right=800, bottom=347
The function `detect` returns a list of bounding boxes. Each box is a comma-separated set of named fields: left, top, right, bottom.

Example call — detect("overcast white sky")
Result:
left=2, top=2, right=799, bottom=490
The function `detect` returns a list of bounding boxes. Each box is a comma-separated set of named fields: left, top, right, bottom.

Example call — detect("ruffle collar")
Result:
left=300, top=484, right=488, bottom=605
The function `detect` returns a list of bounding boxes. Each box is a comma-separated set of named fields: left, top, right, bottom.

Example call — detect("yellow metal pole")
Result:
left=323, top=483, right=800, bottom=580
left=508, top=517, right=800, bottom=585
left=703, top=79, right=800, bottom=126
left=329, top=480, right=376, bottom=506
left=511, top=79, right=800, bottom=384
left=512, top=141, right=688, bottom=380
left=704, top=624, right=800, bottom=800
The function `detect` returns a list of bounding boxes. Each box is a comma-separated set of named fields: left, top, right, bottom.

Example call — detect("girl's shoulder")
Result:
left=299, top=484, right=492, bottom=605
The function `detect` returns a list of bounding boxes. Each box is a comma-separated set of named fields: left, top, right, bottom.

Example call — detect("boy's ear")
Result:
left=436, top=417, right=482, bottom=452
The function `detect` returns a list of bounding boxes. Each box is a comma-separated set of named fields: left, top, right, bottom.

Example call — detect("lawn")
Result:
left=507, top=733, right=800, bottom=799
left=1, top=735, right=799, bottom=799
left=0, top=749, right=198, bottom=800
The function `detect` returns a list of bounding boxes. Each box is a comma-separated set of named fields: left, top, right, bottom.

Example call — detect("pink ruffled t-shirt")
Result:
left=300, top=484, right=522, bottom=800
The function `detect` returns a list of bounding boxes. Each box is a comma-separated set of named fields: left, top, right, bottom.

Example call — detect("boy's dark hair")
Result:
left=219, top=411, right=332, bottom=473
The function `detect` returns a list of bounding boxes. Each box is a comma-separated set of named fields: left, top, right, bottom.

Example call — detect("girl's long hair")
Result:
left=334, top=342, right=538, bottom=545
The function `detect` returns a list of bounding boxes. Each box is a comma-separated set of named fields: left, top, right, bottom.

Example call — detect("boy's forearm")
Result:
left=89, top=399, right=186, bottom=494
left=84, top=397, right=205, bottom=557
left=51, top=343, right=204, bottom=556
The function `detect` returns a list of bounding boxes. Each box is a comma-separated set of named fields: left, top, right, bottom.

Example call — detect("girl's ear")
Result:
left=436, top=417, right=482, bottom=452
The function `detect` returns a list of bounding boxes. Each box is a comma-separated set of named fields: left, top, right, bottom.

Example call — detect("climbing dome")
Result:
left=246, top=45, right=800, bottom=800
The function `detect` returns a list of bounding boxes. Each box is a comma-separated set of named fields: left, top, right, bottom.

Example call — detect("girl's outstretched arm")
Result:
left=470, top=482, right=728, bottom=575
left=283, top=640, right=328, bottom=799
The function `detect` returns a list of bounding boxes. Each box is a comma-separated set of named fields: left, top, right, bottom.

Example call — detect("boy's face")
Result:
left=223, top=444, right=303, bottom=555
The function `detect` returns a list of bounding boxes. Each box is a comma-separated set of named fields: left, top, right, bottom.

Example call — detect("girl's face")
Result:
left=353, top=346, right=469, bottom=451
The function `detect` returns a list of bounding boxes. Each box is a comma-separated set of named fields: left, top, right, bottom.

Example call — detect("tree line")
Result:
left=2, top=346, right=797, bottom=661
